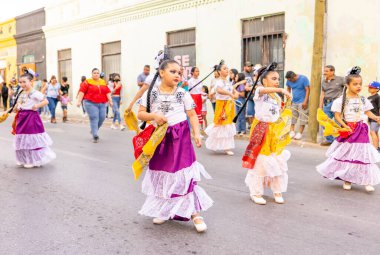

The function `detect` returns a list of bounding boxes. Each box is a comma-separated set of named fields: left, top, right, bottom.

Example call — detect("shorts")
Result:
left=291, top=103, right=308, bottom=125
left=201, top=111, right=207, bottom=117
left=370, top=122, right=380, bottom=132
left=61, top=105, right=68, bottom=110
left=246, top=100, right=255, bottom=117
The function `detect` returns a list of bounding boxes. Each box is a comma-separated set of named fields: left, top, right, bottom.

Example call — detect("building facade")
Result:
left=43, top=0, right=380, bottom=114
left=14, top=8, right=47, bottom=81
left=0, top=18, right=17, bottom=84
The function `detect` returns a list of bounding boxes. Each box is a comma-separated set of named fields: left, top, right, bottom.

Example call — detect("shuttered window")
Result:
left=58, top=49, right=72, bottom=95
left=102, top=41, right=121, bottom=82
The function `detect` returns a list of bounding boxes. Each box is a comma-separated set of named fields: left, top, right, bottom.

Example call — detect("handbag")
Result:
left=132, top=124, right=155, bottom=159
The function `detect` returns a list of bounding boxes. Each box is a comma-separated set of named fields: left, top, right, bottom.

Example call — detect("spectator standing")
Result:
left=367, top=81, right=380, bottom=151
left=137, top=65, right=150, bottom=89
left=1, top=82, right=8, bottom=110
left=242, top=61, right=255, bottom=129
left=235, top=73, right=248, bottom=135
left=319, top=65, right=345, bottom=146
left=9, top=78, right=20, bottom=108
left=285, top=71, right=310, bottom=140
left=110, top=73, right=126, bottom=131
left=42, top=75, right=61, bottom=123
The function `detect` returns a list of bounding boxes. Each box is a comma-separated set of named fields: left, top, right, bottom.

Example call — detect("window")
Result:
left=22, top=55, right=35, bottom=63
left=167, top=28, right=196, bottom=78
left=102, top=41, right=121, bottom=83
left=58, top=49, right=72, bottom=95
left=242, top=14, right=285, bottom=87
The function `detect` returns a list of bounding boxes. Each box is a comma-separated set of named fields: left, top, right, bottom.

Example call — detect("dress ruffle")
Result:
left=142, top=161, right=211, bottom=199
left=205, top=123, right=236, bottom=151
left=139, top=185, right=213, bottom=220
left=250, top=150, right=291, bottom=176
left=16, top=147, right=56, bottom=166
left=326, top=141, right=380, bottom=164
left=245, top=171, right=288, bottom=195
left=316, top=159, right=380, bottom=185
left=14, top=132, right=53, bottom=150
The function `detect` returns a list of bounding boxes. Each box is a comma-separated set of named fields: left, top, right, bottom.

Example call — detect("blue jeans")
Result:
left=84, top=100, right=107, bottom=138
left=246, top=100, right=255, bottom=117
left=112, top=97, right=121, bottom=123
left=235, top=97, right=247, bottom=133
left=47, top=97, right=59, bottom=118
left=323, top=101, right=335, bottom=143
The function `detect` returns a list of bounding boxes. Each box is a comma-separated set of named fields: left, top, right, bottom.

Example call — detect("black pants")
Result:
left=2, top=95, right=7, bottom=109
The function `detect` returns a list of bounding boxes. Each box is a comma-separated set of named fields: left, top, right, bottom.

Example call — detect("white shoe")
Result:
left=365, top=185, right=375, bottom=192
left=343, top=181, right=352, bottom=190
left=225, top=150, right=234, bottom=156
left=152, top=218, right=166, bottom=225
left=274, top=194, right=285, bottom=204
left=192, top=216, right=207, bottom=233
left=294, top=132, right=303, bottom=140
left=289, top=131, right=296, bottom=139
left=120, top=125, right=126, bottom=131
left=16, top=162, right=23, bottom=166
left=251, top=195, right=267, bottom=205
left=110, top=124, right=117, bottom=130
left=23, top=164, right=34, bottom=169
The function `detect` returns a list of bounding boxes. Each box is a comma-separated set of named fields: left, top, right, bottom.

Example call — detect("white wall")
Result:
left=44, top=0, right=379, bottom=116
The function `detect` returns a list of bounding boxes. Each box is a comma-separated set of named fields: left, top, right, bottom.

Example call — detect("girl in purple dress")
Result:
left=317, top=67, right=380, bottom=192
left=137, top=60, right=213, bottom=233
left=14, top=71, right=56, bottom=168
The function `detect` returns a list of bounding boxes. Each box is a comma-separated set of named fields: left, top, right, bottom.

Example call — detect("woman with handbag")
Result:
left=205, top=63, right=238, bottom=155
left=42, top=75, right=61, bottom=123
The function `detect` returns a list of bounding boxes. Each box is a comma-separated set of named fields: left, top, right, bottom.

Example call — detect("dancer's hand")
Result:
left=194, top=134, right=202, bottom=148
left=126, top=104, right=133, bottom=113
left=282, top=89, right=292, bottom=100
left=32, top=104, right=38, bottom=111
left=154, top=114, right=167, bottom=125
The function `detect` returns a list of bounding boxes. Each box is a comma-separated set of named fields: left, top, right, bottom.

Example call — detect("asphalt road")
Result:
left=0, top=117, right=379, bottom=255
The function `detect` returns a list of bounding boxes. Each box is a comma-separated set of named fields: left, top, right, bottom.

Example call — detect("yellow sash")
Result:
left=124, top=110, right=139, bottom=134
left=132, top=123, right=169, bottom=180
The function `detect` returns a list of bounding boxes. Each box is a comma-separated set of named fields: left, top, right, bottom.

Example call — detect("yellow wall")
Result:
left=0, top=18, right=17, bottom=84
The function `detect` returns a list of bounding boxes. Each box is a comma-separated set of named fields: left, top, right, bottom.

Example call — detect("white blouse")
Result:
left=215, top=79, right=233, bottom=101
left=253, top=86, right=281, bottom=123
left=18, top=90, right=45, bottom=110
left=140, top=86, right=195, bottom=126
left=188, top=77, right=203, bottom=94
left=331, top=96, right=373, bottom=122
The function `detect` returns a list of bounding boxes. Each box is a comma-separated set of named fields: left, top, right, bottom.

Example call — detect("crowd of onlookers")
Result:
left=2, top=62, right=379, bottom=147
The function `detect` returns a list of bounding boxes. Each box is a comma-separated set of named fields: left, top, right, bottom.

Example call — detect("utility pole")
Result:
left=309, top=0, right=325, bottom=142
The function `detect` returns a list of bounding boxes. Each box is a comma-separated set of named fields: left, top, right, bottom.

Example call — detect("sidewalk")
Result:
left=47, top=112, right=325, bottom=148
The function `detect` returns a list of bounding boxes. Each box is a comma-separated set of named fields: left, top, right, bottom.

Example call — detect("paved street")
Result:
left=1, top=118, right=380, bottom=255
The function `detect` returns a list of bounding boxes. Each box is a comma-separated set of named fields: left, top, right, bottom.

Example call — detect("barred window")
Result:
left=242, top=14, right=285, bottom=87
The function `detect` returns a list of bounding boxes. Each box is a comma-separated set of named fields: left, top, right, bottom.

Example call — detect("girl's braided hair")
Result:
left=341, top=66, right=361, bottom=120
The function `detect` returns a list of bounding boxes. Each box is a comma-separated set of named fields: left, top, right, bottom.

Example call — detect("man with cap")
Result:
left=286, top=70, right=310, bottom=140
left=319, top=65, right=345, bottom=146
left=367, top=81, right=380, bottom=152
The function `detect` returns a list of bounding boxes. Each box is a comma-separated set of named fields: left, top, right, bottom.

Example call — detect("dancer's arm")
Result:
left=187, top=109, right=201, bottom=148
left=126, top=84, right=149, bottom=112
left=334, top=112, right=351, bottom=130
left=259, top=87, right=292, bottom=99
left=137, top=105, right=167, bottom=125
